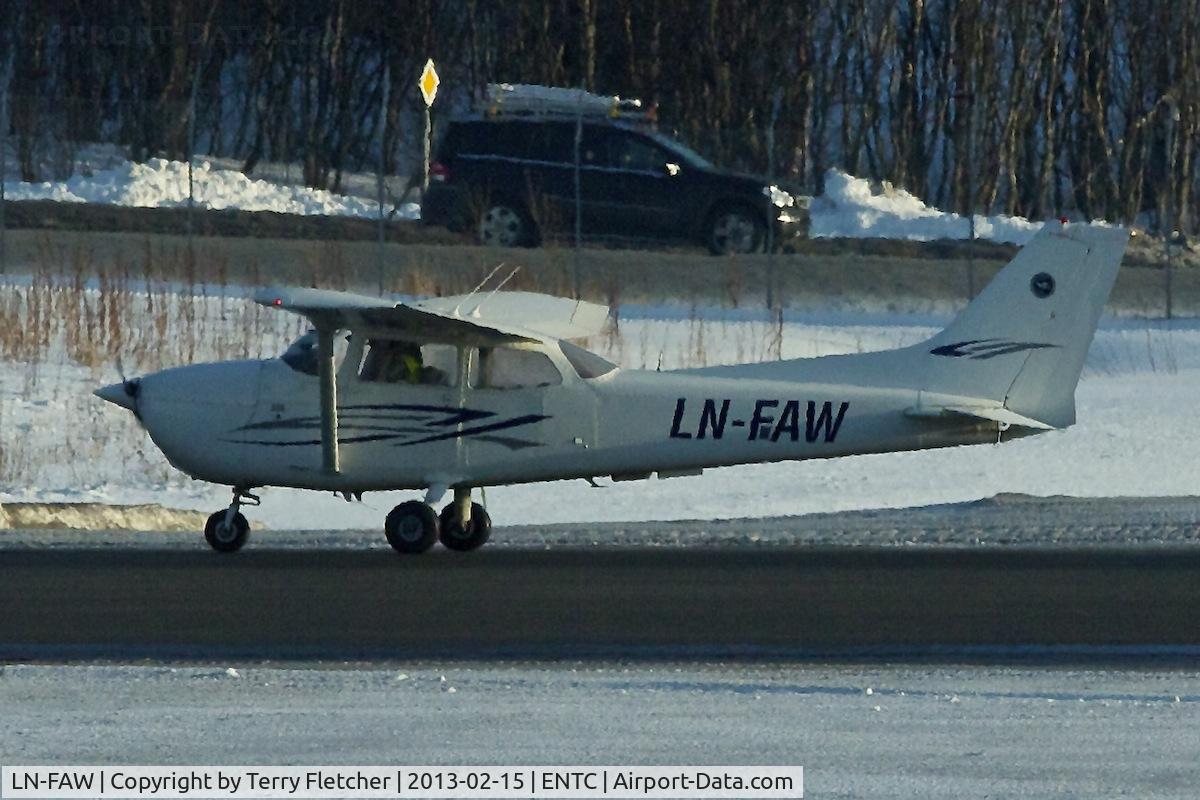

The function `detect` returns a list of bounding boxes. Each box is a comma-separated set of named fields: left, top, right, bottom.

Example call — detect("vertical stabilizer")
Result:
left=919, top=222, right=1129, bottom=427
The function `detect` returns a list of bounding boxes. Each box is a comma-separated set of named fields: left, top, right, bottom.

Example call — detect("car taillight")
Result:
left=429, top=161, right=450, bottom=182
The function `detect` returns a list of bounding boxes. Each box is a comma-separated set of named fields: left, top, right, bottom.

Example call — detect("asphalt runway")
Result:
left=4, top=544, right=1200, bottom=660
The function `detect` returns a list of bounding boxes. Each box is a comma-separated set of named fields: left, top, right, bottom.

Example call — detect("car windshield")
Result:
left=644, top=130, right=713, bottom=169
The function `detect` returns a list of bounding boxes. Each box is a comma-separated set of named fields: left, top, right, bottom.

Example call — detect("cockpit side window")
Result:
left=473, top=347, right=563, bottom=389
left=358, top=339, right=457, bottom=386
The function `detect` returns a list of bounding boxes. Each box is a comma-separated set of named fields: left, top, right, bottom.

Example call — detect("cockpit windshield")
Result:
left=280, top=330, right=350, bottom=376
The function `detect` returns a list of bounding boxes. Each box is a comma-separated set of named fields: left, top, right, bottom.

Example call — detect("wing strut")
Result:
left=316, top=327, right=340, bottom=474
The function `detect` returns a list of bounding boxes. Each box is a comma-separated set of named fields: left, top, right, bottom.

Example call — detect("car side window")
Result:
left=581, top=129, right=666, bottom=173
left=536, top=123, right=575, bottom=164
left=610, top=134, right=667, bottom=172
left=457, top=122, right=529, bottom=159
left=580, top=126, right=607, bottom=167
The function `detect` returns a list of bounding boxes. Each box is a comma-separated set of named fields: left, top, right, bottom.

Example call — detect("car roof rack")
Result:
left=482, top=83, right=656, bottom=124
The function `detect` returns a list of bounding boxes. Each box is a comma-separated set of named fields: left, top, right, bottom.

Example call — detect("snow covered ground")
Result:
left=4, top=157, right=421, bottom=221
left=0, top=277, right=1197, bottom=530
left=2, top=662, right=1196, bottom=798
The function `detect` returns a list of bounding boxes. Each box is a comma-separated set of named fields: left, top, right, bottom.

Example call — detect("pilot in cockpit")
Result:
left=359, top=339, right=446, bottom=386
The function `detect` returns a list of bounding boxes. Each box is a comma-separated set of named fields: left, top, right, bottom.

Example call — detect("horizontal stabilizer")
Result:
left=906, top=403, right=1056, bottom=430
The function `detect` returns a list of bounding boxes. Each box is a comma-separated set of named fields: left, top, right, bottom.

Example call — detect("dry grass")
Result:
left=0, top=239, right=311, bottom=392
left=7, top=228, right=1195, bottom=319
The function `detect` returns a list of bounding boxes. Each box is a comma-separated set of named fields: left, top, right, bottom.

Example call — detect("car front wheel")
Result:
left=707, top=205, right=765, bottom=255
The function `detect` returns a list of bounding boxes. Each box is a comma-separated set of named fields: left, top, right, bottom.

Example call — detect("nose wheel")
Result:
left=204, top=489, right=257, bottom=552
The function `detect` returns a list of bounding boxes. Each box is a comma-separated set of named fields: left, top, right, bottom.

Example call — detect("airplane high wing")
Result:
left=252, top=287, right=609, bottom=474
left=254, top=287, right=608, bottom=345
left=97, top=222, right=1131, bottom=555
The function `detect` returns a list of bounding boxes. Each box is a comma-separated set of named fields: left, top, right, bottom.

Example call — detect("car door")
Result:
left=521, top=122, right=579, bottom=239
left=579, top=126, right=682, bottom=240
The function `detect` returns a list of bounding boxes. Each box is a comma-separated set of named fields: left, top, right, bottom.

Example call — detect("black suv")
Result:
left=421, top=117, right=808, bottom=254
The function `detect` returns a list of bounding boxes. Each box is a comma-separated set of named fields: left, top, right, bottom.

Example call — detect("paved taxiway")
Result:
left=4, top=541, right=1200, bottom=659
left=4, top=499, right=1199, bottom=797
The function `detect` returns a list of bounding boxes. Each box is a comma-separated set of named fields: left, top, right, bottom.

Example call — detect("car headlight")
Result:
left=763, top=184, right=794, bottom=208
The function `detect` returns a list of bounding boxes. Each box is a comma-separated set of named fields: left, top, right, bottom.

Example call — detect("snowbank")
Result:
left=809, top=169, right=1044, bottom=245
left=6, top=157, right=1055, bottom=245
left=3, top=158, right=420, bottom=220
left=0, top=502, right=207, bottom=531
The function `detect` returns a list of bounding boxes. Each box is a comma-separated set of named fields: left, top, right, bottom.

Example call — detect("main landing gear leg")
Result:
left=204, top=488, right=258, bottom=553
left=439, top=487, right=492, bottom=552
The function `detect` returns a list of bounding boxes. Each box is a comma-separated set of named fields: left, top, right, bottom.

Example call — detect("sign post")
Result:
left=419, top=59, right=439, bottom=193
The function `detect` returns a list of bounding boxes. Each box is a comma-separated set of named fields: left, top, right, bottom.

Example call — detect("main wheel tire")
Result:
left=384, top=501, right=440, bottom=554
left=707, top=205, right=765, bottom=255
left=478, top=202, right=533, bottom=247
left=204, top=510, right=249, bottom=553
left=438, top=502, right=492, bottom=552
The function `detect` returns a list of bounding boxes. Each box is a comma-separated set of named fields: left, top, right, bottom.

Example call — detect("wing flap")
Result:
left=416, top=291, right=610, bottom=340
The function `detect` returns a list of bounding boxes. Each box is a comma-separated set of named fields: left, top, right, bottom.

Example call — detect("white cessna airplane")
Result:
left=96, top=222, right=1128, bottom=554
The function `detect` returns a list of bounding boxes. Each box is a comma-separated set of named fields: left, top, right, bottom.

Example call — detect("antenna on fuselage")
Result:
left=453, top=262, right=507, bottom=316
left=466, top=263, right=521, bottom=318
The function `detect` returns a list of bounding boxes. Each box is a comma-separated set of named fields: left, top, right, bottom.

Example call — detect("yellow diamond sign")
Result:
left=419, top=59, right=439, bottom=107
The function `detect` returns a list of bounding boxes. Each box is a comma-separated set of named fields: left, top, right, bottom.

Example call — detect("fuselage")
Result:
left=130, top=348, right=1010, bottom=493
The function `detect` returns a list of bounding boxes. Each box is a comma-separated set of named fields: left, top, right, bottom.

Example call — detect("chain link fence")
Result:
left=0, top=90, right=1193, bottom=321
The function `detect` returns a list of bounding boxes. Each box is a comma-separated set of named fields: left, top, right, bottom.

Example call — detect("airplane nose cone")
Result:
left=95, top=380, right=140, bottom=412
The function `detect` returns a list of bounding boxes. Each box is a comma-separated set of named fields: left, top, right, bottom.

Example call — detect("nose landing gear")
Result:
left=204, top=489, right=258, bottom=552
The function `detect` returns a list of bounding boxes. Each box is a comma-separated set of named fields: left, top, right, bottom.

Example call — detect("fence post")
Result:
left=1164, top=99, right=1179, bottom=322
left=0, top=53, right=10, bottom=275
left=766, top=87, right=783, bottom=360
left=572, top=86, right=584, bottom=299
left=376, top=64, right=390, bottom=296
left=1165, top=243, right=1174, bottom=321
left=187, top=62, right=201, bottom=244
